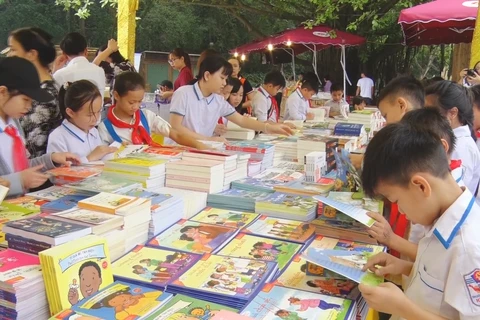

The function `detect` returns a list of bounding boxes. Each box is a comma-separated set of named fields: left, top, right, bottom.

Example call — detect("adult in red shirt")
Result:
left=160, top=48, right=193, bottom=101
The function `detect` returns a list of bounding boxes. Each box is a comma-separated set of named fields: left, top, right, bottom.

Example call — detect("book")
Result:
left=0, top=185, right=8, bottom=203
left=105, top=157, right=167, bottom=176
left=47, top=166, right=102, bottom=179
left=65, top=175, right=141, bottom=194
left=0, top=249, right=42, bottom=284
left=26, top=186, right=91, bottom=201
left=191, top=207, right=259, bottom=229
left=120, top=188, right=175, bottom=212
left=53, top=208, right=124, bottom=234
left=314, top=195, right=375, bottom=227
left=71, top=281, right=173, bottom=320
left=4, top=196, right=49, bottom=212
left=217, top=233, right=301, bottom=271
left=39, top=235, right=114, bottom=315
left=243, top=216, right=315, bottom=244
left=112, top=245, right=200, bottom=288
left=40, top=194, right=90, bottom=213
left=152, top=294, right=242, bottom=320
left=241, top=285, right=354, bottom=320
left=78, top=192, right=151, bottom=216
left=49, top=309, right=100, bottom=319
left=148, top=220, right=238, bottom=254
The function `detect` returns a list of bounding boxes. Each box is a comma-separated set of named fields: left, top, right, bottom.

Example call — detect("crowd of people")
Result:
left=1, top=25, right=480, bottom=320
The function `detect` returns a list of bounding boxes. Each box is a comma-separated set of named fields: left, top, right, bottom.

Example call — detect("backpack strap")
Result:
left=103, top=118, right=123, bottom=143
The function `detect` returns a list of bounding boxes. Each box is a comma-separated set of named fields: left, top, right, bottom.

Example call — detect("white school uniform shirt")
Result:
left=451, top=125, right=480, bottom=195
left=251, top=87, right=277, bottom=122
left=53, top=56, right=106, bottom=99
left=169, top=82, right=236, bottom=137
left=0, top=117, right=21, bottom=173
left=284, top=89, right=309, bottom=121
left=47, top=119, right=103, bottom=164
left=399, top=189, right=480, bottom=320
left=325, top=99, right=349, bottom=119
left=97, top=109, right=171, bottom=144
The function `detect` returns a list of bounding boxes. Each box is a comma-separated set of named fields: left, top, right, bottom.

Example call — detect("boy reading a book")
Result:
left=358, top=122, right=480, bottom=320
left=325, top=83, right=349, bottom=119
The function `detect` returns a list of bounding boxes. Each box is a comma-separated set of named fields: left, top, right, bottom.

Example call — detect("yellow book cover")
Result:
left=0, top=202, right=39, bottom=246
left=78, top=192, right=138, bottom=214
left=107, top=157, right=166, bottom=168
left=39, top=235, right=114, bottom=315
left=190, top=207, right=259, bottom=229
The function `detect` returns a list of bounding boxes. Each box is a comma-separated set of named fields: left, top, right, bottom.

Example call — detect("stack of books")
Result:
left=104, top=157, right=167, bottom=189
left=119, top=188, right=184, bottom=238
left=274, top=178, right=334, bottom=196
left=348, top=109, right=385, bottom=138
left=39, top=235, right=114, bottom=315
left=168, top=254, right=277, bottom=309
left=304, top=151, right=327, bottom=182
left=166, top=159, right=226, bottom=193
left=225, top=121, right=255, bottom=140
left=4, top=196, right=48, bottom=213
left=0, top=249, right=48, bottom=319
left=207, top=188, right=273, bottom=212
left=333, top=123, right=368, bottom=148
left=255, top=192, right=318, bottom=221
left=247, top=160, right=262, bottom=177
left=232, top=168, right=304, bottom=193
left=39, top=194, right=89, bottom=214
left=0, top=202, right=40, bottom=248
left=236, top=152, right=251, bottom=179
left=26, top=185, right=93, bottom=201
left=46, top=166, right=102, bottom=185
left=297, top=136, right=338, bottom=174
left=64, top=174, right=141, bottom=194
left=157, top=187, right=207, bottom=220
left=226, top=142, right=275, bottom=172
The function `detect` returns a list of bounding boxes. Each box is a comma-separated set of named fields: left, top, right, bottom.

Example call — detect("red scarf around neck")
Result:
left=450, top=159, right=462, bottom=170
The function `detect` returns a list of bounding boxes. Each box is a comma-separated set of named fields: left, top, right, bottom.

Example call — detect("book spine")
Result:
left=225, top=146, right=267, bottom=154
left=166, top=175, right=211, bottom=183
left=6, top=234, right=51, bottom=253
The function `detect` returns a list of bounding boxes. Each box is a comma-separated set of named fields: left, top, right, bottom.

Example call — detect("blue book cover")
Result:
left=334, top=123, right=364, bottom=136
left=120, top=188, right=175, bottom=211
left=232, top=178, right=287, bottom=192
left=71, top=281, right=173, bottom=320
left=40, top=195, right=89, bottom=213
left=5, top=217, right=89, bottom=238
left=241, top=285, right=354, bottom=320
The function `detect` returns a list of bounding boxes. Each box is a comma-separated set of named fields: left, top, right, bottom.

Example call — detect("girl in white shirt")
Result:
left=425, top=81, right=480, bottom=195
left=468, top=85, right=480, bottom=151
left=47, top=80, right=117, bottom=163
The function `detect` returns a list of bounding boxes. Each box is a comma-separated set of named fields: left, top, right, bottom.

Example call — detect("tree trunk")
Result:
left=440, top=44, right=445, bottom=75
left=451, top=43, right=471, bottom=82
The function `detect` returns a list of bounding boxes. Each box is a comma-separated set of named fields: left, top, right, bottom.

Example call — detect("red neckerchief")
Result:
left=218, top=117, right=224, bottom=125
left=3, top=125, right=28, bottom=172
left=477, top=131, right=480, bottom=138
left=450, top=159, right=462, bottom=170
left=107, top=106, right=161, bottom=146
left=269, top=96, right=279, bottom=122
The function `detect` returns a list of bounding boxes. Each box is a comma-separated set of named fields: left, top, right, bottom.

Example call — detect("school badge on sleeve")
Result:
left=464, top=269, right=480, bottom=306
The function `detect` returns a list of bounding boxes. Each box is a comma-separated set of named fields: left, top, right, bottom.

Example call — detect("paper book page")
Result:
left=241, top=285, right=353, bottom=320
left=314, top=196, right=375, bottom=227
left=302, top=248, right=383, bottom=286
left=191, top=208, right=259, bottom=229
left=112, top=246, right=200, bottom=287
left=79, top=193, right=136, bottom=211
left=56, top=209, right=120, bottom=225
left=217, top=233, right=301, bottom=271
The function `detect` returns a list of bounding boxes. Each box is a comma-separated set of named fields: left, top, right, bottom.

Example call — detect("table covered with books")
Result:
left=0, top=111, right=386, bottom=320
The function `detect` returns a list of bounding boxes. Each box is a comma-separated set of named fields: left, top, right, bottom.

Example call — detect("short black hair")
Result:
left=196, top=55, right=232, bottom=81
left=114, top=71, right=145, bottom=97
left=401, top=108, right=456, bottom=155
left=78, top=261, right=102, bottom=278
left=264, top=70, right=286, bottom=88
left=160, top=80, right=173, bottom=90
left=301, top=78, right=319, bottom=92
left=98, top=43, right=127, bottom=64
left=378, top=75, right=425, bottom=109
left=352, top=96, right=365, bottom=106
left=10, top=27, right=56, bottom=68
left=228, top=77, right=242, bottom=94
left=60, top=32, right=87, bottom=56
left=330, top=83, right=343, bottom=93
left=361, top=122, right=451, bottom=198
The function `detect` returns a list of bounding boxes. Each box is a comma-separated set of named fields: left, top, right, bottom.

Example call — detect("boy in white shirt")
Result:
left=284, top=79, right=318, bottom=121
left=251, top=70, right=286, bottom=123
left=359, top=122, right=480, bottom=320
left=325, top=83, right=349, bottom=119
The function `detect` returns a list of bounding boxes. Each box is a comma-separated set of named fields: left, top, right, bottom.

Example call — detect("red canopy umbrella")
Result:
left=398, top=0, right=478, bottom=46
left=230, top=25, right=365, bottom=93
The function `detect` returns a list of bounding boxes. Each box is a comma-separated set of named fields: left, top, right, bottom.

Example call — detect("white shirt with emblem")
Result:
left=401, top=189, right=480, bottom=320
left=452, top=125, right=480, bottom=195
left=251, top=87, right=277, bottom=122
left=284, top=89, right=310, bottom=121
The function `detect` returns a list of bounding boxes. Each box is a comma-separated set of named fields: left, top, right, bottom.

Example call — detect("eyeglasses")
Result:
left=168, top=58, right=178, bottom=65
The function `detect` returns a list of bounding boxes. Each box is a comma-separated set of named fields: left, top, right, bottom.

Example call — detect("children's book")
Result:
left=151, top=294, right=243, bottom=320
left=49, top=309, right=100, bottom=319
left=4, top=196, right=49, bottom=212
left=217, top=233, right=301, bottom=272
left=65, top=175, right=141, bottom=194
left=39, top=235, right=114, bottom=315
left=27, top=186, right=93, bottom=201
left=242, top=216, right=315, bottom=244
left=40, top=194, right=90, bottom=213
left=78, top=192, right=150, bottom=216
left=0, top=249, right=42, bottom=285
left=191, top=207, right=259, bottom=229
left=112, top=245, right=200, bottom=288
left=148, top=220, right=238, bottom=254
left=274, top=254, right=359, bottom=299
left=55, top=208, right=123, bottom=226
left=241, top=284, right=354, bottom=320
left=314, top=195, right=375, bottom=227
left=120, top=188, right=175, bottom=212
left=71, top=281, right=173, bottom=320
left=47, top=166, right=102, bottom=179
left=170, top=255, right=276, bottom=307
left=301, top=247, right=383, bottom=286
left=102, top=144, right=149, bottom=160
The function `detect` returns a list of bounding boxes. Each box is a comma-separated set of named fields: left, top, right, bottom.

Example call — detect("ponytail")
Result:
left=171, top=48, right=192, bottom=70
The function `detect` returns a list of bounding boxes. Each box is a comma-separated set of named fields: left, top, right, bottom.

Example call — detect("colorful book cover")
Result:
left=191, top=207, right=259, bottom=229
left=0, top=249, right=42, bottom=284
left=40, top=235, right=114, bottom=314
left=301, top=248, right=383, bottom=286
left=65, top=175, right=140, bottom=193
left=148, top=220, right=238, bottom=254
left=274, top=254, right=358, bottom=299
left=241, top=285, right=354, bottom=320
left=4, top=196, right=48, bottom=212
left=27, top=186, right=88, bottom=201
left=121, top=188, right=174, bottom=212
left=211, top=189, right=273, bottom=201
left=5, top=217, right=89, bottom=238
left=243, top=216, right=315, bottom=244
left=151, top=294, right=240, bottom=320
left=112, top=245, right=200, bottom=287
left=306, top=235, right=385, bottom=254
left=141, top=147, right=183, bottom=158
left=49, top=309, right=100, bottom=320
left=314, top=195, right=375, bottom=227
left=47, top=166, right=102, bottom=178
left=259, top=193, right=318, bottom=213
left=106, top=157, right=167, bottom=168
left=78, top=192, right=138, bottom=214
left=217, top=234, right=301, bottom=271
left=171, top=255, right=276, bottom=300
left=41, top=195, right=90, bottom=212
left=56, top=208, right=121, bottom=225
left=72, top=281, right=173, bottom=320
left=0, top=201, right=39, bottom=224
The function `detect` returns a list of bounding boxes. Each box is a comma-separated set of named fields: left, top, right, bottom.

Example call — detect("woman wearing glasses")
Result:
left=160, top=48, right=194, bottom=102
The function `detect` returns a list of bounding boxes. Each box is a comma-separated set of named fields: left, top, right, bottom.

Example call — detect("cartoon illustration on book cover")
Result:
left=241, top=285, right=353, bottom=320
left=4, top=196, right=48, bottom=212
left=244, top=217, right=314, bottom=243
left=148, top=221, right=237, bottom=254
left=218, top=234, right=301, bottom=270
left=112, top=246, right=199, bottom=286
left=68, top=261, right=105, bottom=305
left=191, top=208, right=258, bottom=229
